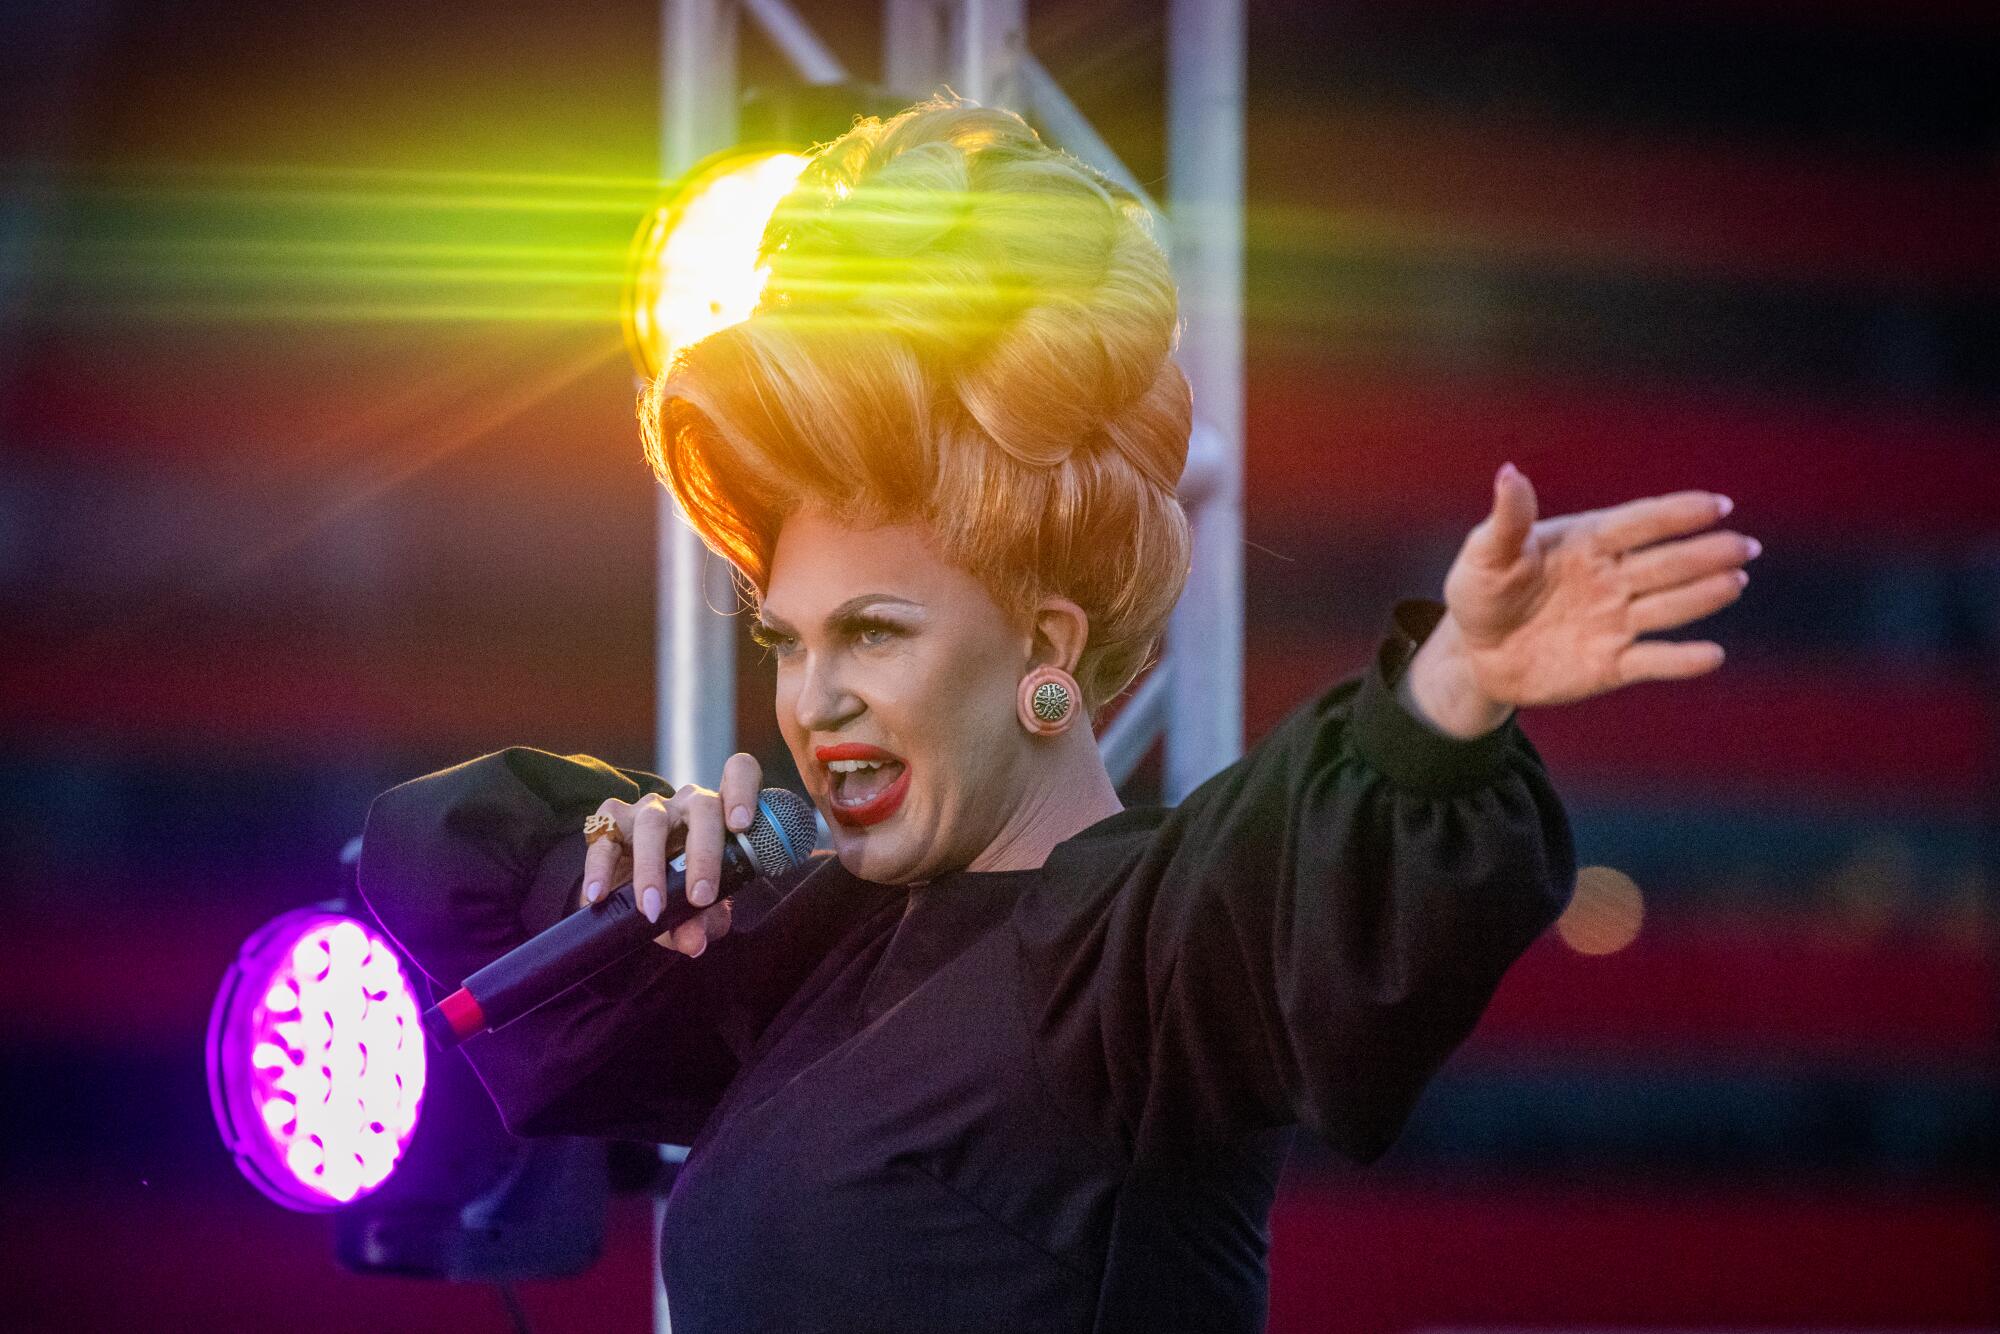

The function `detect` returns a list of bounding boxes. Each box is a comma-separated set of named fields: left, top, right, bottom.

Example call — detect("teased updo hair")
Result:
left=639, top=97, right=1192, bottom=718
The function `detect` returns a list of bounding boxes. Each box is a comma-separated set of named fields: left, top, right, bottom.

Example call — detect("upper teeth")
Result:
left=828, top=758, right=893, bottom=773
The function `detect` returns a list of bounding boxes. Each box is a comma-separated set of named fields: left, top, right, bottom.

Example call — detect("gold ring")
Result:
left=582, top=813, right=624, bottom=847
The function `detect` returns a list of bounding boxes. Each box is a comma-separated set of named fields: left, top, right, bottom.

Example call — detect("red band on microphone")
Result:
left=436, top=987, right=485, bottom=1042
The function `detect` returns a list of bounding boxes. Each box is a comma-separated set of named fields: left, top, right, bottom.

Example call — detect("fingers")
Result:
left=580, top=798, right=633, bottom=905
left=1471, top=461, right=1538, bottom=568
left=1619, top=528, right=1762, bottom=597
left=1618, top=637, right=1726, bottom=684
left=678, top=785, right=725, bottom=910
left=655, top=897, right=732, bottom=957
left=1596, top=490, right=1731, bottom=556
left=719, top=751, right=762, bottom=839
left=579, top=849, right=632, bottom=910
left=1629, top=567, right=1748, bottom=636
left=586, top=766, right=751, bottom=949
left=631, top=792, right=686, bottom=923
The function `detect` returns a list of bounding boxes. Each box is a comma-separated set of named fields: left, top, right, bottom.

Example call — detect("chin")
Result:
left=831, top=824, right=922, bottom=885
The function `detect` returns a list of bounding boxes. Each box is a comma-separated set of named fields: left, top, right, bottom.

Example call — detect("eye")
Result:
left=748, top=622, right=795, bottom=656
left=852, top=618, right=902, bottom=648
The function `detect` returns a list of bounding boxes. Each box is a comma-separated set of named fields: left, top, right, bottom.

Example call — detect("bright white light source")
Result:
left=624, top=150, right=810, bottom=377
left=208, top=908, right=428, bottom=1211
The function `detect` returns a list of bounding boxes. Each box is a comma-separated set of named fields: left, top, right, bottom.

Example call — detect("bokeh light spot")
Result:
left=1556, top=865, right=1645, bottom=956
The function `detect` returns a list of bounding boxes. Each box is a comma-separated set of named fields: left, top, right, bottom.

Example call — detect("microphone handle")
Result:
left=423, top=833, right=755, bottom=1049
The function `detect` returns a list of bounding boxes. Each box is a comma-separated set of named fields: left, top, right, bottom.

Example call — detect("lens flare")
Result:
left=625, top=150, right=810, bottom=376
left=208, top=908, right=428, bottom=1211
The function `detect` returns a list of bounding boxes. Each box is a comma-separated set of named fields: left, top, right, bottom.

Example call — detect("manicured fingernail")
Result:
left=693, top=878, right=713, bottom=907
left=1745, top=537, right=1762, bottom=558
left=584, top=880, right=603, bottom=904
left=730, top=805, right=750, bottom=830
left=1716, top=494, right=1734, bottom=516
left=641, top=887, right=662, bottom=922
left=688, top=937, right=707, bottom=958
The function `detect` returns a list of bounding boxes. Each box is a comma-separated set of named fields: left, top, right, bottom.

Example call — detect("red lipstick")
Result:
left=813, top=742, right=910, bottom=828
left=814, top=742, right=903, bottom=763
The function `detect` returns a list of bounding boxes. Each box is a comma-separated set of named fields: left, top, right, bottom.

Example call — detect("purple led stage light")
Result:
left=208, top=908, right=427, bottom=1211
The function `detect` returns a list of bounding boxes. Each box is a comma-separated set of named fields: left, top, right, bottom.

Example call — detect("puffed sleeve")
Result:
left=356, top=746, right=763, bottom=1144
left=1035, top=598, right=1576, bottom=1163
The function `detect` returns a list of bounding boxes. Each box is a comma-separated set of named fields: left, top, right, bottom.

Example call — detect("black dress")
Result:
left=357, top=598, right=1576, bottom=1334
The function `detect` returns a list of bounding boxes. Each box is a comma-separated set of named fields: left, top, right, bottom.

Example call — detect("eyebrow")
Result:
left=754, top=594, right=924, bottom=637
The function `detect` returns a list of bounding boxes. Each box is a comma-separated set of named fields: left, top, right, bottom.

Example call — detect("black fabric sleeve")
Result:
left=1059, top=598, right=1576, bottom=1162
left=355, top=746, right=755, bottom=1144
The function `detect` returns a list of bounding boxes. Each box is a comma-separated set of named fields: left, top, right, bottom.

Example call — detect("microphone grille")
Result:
left=745, top=787, right=820, bottom=877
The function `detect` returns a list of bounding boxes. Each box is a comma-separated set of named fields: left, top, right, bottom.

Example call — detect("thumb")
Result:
left=1475, top=461, right=1537, bottom=567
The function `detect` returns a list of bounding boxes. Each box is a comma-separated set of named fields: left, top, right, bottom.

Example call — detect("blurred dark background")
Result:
left=1, top=0, right=1994, bottom=1329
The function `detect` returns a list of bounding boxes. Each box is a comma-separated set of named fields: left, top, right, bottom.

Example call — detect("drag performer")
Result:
left=359, top=99, right=1758, bottom=1332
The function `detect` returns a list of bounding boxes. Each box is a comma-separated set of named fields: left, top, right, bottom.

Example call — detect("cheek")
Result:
left=907, top=653, right=1022, bottom=798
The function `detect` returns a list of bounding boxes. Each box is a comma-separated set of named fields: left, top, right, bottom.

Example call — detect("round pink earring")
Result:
left=1018, top=666, right=1080, bottom=736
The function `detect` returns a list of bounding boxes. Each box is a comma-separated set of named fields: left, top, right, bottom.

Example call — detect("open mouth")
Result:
left=828, top=758, right=906, bottom=809
left=816, top=746, right=912, bottom=828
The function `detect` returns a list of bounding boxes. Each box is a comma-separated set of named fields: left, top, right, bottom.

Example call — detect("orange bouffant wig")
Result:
left=639, top=97, right=1193, bottom=718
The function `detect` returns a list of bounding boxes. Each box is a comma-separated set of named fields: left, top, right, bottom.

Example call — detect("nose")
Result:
left=791, top=649, right=862, bottom=736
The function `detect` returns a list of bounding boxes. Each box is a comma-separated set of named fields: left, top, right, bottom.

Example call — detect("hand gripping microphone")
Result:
left=421, top=787, right=818, bottom=1051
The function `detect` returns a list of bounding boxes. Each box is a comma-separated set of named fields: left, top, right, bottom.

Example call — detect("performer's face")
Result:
left=760, top=502, right=1048, bottom=884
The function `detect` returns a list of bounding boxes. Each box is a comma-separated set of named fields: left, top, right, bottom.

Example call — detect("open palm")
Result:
left=1442, top=463, right=1761, bottom=709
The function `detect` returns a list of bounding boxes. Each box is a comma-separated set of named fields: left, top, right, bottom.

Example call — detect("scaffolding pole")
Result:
left=1162, top=0, right=1245, bottom=800
left=653, top=6, right=738, bottom=1330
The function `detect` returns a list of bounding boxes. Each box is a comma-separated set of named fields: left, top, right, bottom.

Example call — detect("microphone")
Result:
left=421, top=786, right=818, bottom=1050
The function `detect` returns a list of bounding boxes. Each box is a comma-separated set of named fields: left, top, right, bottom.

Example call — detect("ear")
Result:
left=1026, top=596, right=1090, bottom=677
